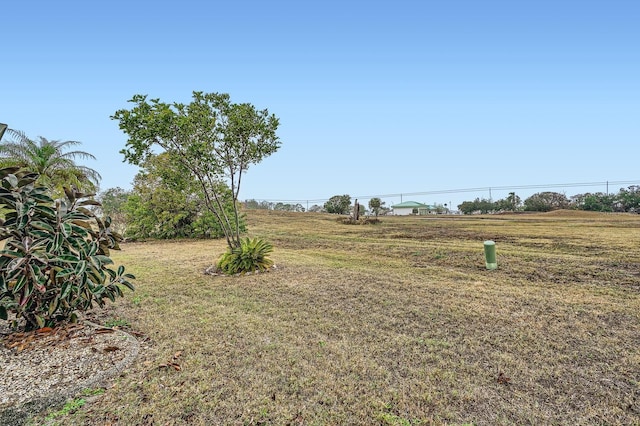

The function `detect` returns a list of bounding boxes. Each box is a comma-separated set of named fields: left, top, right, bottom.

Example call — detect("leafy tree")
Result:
left=112, top=91, right=280, bottom=270
left=245, top=200, right=304, bottom=212
left=506, top=192, right=522, bottom=211
left=617, top=186, right=640, bottom=212
left=368, top=197, right=385, bottom=217
left=458, top=198, right=495, bottom=214
left=123, top=153, right=243, bottom=240
left=273, top=202, right=305, bottom=212
left=308, top=204, right=323, bottom=213
left=0, top=167, right=133, bottom=331
left=0, top=129, right=101, bottom=196
left=570, top=193, right=588, bottom=210
left=244, top=199, right=276, bottom=210
left=495, top=192, right=522, bottom=212
left=571, top=192, right=615, bottom=212
left=124, top=153, right=192, bottom=239
left=95, top=187, right=130, bottom=234
left=457, top=201, right=474, bottom=215
left=324, top=194, right=351, bottom=214
left=286, top=203, right=305, bottom=212
left=243, top=199, right=262, bottom=209
left=523, top=192, right=569, bottom=212
left=259, top=201, right=275, bottom=210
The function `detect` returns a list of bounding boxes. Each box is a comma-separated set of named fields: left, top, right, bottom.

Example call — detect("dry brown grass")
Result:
left=32, top=210, right=640, bottom=425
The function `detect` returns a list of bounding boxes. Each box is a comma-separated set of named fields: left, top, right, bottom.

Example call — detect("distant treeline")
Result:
left=243, top=186, right=640, bottom=216
left=457, top=186, right=640, bottom=214
left=243, top=199, right=307, bottom=212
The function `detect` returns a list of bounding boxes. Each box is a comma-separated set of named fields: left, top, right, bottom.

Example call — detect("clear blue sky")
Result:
left=2, top=0, right=638, bottom=209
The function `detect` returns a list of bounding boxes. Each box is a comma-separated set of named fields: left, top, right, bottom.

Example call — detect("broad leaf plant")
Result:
left=0, top=167, right=134, bottom=331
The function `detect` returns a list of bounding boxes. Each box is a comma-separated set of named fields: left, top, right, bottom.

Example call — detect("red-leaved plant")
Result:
left=0, top=167, right=134, bottom=331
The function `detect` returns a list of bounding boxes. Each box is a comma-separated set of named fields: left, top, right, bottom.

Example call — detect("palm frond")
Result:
left=0, top=131, right=102, bottom=190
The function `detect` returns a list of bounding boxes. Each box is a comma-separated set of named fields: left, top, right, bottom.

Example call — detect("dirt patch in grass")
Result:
left=27, top=210, right=640, bottom=425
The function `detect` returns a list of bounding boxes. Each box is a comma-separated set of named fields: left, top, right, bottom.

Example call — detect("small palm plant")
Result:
left=216, top=237, right=274, bottom=275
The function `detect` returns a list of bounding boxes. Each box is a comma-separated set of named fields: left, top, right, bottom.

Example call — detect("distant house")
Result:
left=391, top=201, right=435, bottom=216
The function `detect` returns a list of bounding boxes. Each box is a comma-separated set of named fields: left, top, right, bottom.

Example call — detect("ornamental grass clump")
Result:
left=0, top=167, right=135, bottom=331
left=216, top=237, right=274, bottom=275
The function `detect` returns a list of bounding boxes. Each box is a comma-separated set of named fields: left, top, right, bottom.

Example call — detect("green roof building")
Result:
left=390, top=201, right=435, bottom=216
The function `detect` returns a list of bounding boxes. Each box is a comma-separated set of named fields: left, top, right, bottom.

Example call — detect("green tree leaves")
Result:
left=324, top=195, right=351, bottom=214
left=216, top=237, right=274, bottom=275
left=0, top=167, right=134, bottom=331
left=112, top=91, right=280, bottom=251
left=122, top=152, right=245, bottom=239
left=368, top=197, right=385, bottom=217
left=523, top=192, right=570, bottom=212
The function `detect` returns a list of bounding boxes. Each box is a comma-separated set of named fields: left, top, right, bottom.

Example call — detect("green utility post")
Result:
left=484, top=240, right=497, bottom=270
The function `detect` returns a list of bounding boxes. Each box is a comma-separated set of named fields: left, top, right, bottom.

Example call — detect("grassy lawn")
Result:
left=37, top=210, right=640, bottom=425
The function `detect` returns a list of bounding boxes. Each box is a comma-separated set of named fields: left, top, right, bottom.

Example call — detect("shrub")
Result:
left=216, top=237, right=274, bottom=275
left=337, top=217, right=381, bottom=225
left=0, top=167, right=135, bottom=331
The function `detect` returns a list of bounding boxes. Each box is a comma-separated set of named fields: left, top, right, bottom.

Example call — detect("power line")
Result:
left=250, top=179, right=640, bottom=205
